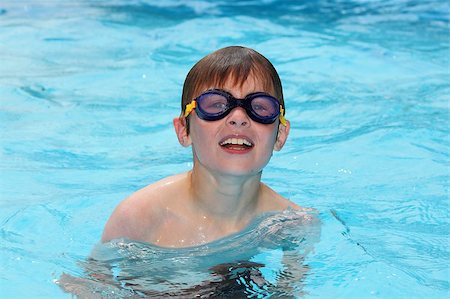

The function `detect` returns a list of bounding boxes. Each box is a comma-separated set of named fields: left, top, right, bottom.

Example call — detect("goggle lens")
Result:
left=249, top=96, right=278, bottom=118
left=198, top=93, right=229, bottom=115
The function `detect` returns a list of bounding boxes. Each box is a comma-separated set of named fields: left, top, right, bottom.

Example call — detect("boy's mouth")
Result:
left=219, top=137, right=254, bottom=152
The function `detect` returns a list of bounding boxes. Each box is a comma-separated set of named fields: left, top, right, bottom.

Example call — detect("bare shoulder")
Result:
left=260, top=183, right=318, bottom=216
left=101, top=172, right=189, bottom=243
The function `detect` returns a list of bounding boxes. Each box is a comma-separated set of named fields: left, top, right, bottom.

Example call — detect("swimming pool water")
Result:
left=0, top=0, right=449, bottom=298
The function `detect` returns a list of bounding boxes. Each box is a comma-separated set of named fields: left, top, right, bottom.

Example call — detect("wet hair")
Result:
left=180, top=46, right=284, bottom=132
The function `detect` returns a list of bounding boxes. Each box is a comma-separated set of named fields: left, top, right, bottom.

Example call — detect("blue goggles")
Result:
left=184, top=89, right=286, bottom=126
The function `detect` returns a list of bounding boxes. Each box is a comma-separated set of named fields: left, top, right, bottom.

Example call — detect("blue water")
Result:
left=0, top=0, right=449, bottom=298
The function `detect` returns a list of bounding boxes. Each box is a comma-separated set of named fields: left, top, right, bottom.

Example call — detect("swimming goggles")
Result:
left=184, top=89, right=287, bottom=126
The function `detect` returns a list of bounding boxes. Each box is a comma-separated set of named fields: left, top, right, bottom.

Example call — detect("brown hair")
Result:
left=180, top=46, right=284, bottom=127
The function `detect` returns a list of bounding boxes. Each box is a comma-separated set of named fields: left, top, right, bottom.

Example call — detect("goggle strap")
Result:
left=184, top=100, right=196, bottom=117
left=279, top=105, right=287, bottom=126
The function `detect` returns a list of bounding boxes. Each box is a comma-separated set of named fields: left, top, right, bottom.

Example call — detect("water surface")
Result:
left=0, top=0, right=448, bottom=298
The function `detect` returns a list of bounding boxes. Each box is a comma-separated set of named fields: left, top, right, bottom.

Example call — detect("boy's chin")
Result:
left=212, top=163, right=265, bottom=177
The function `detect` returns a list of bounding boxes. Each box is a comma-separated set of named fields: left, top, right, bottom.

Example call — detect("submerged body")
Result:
left=62, top=208, right=319, bottom=298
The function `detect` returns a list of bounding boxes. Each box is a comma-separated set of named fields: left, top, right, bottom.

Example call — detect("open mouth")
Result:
left=219, top=137, right=254, bottom=151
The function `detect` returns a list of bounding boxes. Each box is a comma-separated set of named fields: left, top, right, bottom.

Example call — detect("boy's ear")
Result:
left=173, top=117, right=192, bottom=147
left=274, top=119, right=290, bottom=151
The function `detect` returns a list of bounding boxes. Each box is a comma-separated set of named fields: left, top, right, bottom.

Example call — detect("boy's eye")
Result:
left=253, top=104, right=267, bottom=111
left=210, top=102, right=227, bottom=109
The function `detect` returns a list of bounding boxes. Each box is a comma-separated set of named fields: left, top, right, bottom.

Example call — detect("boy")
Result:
left=101, top=46, right=300, bottom=248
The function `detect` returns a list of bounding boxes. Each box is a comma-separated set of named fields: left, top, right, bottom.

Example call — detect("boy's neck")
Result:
left=188, top=163, right=263, bottom=226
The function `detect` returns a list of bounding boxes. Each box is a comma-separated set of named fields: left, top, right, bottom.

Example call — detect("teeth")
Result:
left=220, top=138, right=252, bottom=146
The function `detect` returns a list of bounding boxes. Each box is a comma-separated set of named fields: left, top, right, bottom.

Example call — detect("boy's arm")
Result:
left=277, top=211, right=321, bottom=296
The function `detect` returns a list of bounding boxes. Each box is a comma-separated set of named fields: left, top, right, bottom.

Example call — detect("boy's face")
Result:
left=184, top=74, right=289, bottom=177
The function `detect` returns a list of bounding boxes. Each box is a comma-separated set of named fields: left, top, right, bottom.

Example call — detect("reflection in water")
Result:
left=57, top=209, right=320, bottom=298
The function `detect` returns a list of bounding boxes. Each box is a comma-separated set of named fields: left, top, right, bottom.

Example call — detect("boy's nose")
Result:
left=226, top=107, right=250, bottom=127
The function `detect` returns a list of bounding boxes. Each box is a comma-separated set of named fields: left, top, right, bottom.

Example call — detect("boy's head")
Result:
left=180, top=46, right=284, bottom=129
left=174, top=45, right=290, bottom=161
